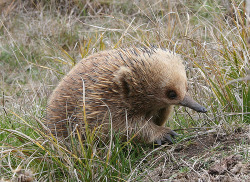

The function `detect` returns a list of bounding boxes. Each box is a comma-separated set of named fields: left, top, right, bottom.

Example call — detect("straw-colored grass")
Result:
left=0, top=0, right=249, bottom=181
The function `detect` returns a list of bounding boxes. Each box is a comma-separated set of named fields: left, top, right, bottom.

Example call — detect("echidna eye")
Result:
left=167, top=90, right=177, bottom=99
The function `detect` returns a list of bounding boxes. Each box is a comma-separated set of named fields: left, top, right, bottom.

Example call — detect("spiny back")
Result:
left=46, top=47, right=187, bottom=136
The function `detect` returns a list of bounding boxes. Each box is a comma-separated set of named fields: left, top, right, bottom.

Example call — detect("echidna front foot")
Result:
left=155, top=129, right=179, bottom=145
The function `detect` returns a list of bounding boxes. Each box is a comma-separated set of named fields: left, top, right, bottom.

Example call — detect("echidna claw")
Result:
left=164, top=134, right=174, bottom=144
left=154, top=130, right=179, bottom=146
left=156, top=139, right=162, bottom=145
left=169, top=130, right=179, bottom=137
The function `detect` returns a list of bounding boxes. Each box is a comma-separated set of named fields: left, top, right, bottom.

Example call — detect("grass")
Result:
left=0, top=0, right=249, bottom=181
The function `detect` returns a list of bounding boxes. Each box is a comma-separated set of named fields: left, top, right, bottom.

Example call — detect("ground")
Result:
left=145, top=128, right=250, bottom=182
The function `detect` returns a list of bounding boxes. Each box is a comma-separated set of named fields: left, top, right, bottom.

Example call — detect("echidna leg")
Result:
left=131, top=120, right=178, bottom=145
left=153, top=106, right=174, bottom=126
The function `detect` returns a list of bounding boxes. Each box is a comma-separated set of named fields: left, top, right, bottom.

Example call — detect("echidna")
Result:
left=46, top=47, right=207, bottom=145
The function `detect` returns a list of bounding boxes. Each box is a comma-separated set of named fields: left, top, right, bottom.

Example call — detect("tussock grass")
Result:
left=0, top=0, right=249, bottom=181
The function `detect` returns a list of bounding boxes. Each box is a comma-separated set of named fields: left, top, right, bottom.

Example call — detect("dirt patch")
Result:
left=174, top=128, right=248, bottom=159
left=145, top=128, right=250, bottom=182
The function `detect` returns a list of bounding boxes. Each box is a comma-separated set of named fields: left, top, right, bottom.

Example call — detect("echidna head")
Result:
left=113, top=48, right=207, bottom=113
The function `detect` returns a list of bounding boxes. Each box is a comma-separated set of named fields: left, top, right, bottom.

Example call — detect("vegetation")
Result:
left=0, top=0, right=249, bottom=181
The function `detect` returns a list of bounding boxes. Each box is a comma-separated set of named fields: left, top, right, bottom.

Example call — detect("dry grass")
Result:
left=0, top=0, right=249, bottom=181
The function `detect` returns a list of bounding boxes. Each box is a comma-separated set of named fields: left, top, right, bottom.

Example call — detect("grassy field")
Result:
left=0, top=0, right=249, bottom=181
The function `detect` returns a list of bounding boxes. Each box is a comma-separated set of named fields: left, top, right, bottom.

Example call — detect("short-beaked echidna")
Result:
left=46, top=47, right=207, bottom=144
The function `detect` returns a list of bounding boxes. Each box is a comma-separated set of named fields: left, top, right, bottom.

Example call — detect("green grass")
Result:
left=0, top=110, right=156, bottom=181
left=0, top=0, right=249, bottom=181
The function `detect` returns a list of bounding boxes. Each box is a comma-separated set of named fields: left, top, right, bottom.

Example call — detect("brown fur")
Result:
left=46, top=47, right=188, bottom=143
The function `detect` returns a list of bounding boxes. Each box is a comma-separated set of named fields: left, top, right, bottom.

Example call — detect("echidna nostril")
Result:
left=201, top=107, right=207, bottom=113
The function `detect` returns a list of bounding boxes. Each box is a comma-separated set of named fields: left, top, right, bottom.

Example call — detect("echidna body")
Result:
left=47, top=47, right=207, bottom=144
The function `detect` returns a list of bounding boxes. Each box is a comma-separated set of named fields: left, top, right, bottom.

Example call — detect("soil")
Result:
left=145, top=128, right=250, bottom=182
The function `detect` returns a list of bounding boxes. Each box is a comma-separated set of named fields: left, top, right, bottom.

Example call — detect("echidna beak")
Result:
left=179, top=94, right=207, bottom=113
